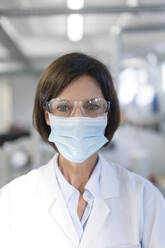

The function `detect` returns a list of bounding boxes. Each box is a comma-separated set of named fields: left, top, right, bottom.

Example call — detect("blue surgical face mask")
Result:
left=48, top=114, right=108, bottom=163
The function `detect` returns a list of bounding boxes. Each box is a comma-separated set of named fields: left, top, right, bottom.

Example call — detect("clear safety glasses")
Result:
left=46, top=97, right=110, bottom=117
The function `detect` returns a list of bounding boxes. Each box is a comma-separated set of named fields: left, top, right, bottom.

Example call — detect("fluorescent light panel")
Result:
left=67, top=0, right=84, bottom=10
left=126, top=0, right=139, bottom=7
left=67, top=14, right=83, bottom=42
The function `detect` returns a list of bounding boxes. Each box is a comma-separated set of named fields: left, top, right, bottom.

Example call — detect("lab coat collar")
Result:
left=99, top=153, right=120, bottom=199
left=55, top=151, right=101, bottom=206
left=35, top=152, right=120, bottom=247
left=36, top=152, right=120, bottom=199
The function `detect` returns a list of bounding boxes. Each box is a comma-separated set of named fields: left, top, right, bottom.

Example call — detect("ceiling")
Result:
left=0, top=0, right=165, bottom=76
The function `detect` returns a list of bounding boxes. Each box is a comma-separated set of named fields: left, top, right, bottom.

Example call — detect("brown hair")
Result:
left=33, top=52, right=120, bottom=150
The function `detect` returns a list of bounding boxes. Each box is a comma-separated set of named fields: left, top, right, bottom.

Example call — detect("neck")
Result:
left=58, top=152, right=98, bottom=194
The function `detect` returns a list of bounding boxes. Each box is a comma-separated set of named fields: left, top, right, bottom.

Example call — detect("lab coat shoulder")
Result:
left=0, top=168, right=39, bottom=223
left=102, top=157, right=165, bottom=247
left=0, top=168, right=39, bottom=199
left=106, top=157, right=164, bottom=200
left=107, top=158, right=165, bottom=213
left=0, top=157, right=56, bottom=218
left=0, top=167, right=46, bottom=248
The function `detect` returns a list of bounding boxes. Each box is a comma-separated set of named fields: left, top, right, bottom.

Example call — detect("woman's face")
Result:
left=45, top=74, right=104, bottom=125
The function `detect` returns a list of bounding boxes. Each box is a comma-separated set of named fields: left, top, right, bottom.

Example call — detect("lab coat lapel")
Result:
left=79, top=155, right=120, bottom=247
left=49, top=188, right=79, bottom=247
left=79, top=196, right=110, bottom=248
left=36, top=154, right=79, bottom=247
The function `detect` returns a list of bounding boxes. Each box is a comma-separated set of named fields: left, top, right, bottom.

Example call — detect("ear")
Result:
left=44, top=110, right=50, bottom=126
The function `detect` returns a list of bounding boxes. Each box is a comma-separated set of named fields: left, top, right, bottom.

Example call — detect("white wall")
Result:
left=0, top=80, right=12, bottom=133
left=7, top=74, right=39, bottom=130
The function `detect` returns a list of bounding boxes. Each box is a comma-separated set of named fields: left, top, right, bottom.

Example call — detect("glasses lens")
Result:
left=48, top=98, right=109, bottom=117
left=83, top=98, right=108, bottom=117
left=49, top=99, right=73, bottom=116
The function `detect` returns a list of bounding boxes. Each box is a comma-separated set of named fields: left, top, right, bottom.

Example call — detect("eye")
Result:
left=86, top=103, right=100, bottom=111
left=56, top=104, right=70, bottom=112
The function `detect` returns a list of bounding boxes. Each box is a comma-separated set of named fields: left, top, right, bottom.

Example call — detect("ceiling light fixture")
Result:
left=67, top=0, right=84, bottom=10
left=66, top=0, right=84, bottom=41
left=126, top=0, right=139, bottom=7
left=67, top=14, right=83, bottom=42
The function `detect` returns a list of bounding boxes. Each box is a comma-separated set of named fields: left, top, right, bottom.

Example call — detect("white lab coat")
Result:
left=0, top=153, right=165, bottom=248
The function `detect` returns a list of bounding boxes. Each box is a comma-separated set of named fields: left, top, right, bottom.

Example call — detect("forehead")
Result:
left=57, top=74, right=104, bottom=100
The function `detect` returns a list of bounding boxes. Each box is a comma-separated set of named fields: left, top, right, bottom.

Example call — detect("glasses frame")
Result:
left=46, top=97, right=111, bottom=116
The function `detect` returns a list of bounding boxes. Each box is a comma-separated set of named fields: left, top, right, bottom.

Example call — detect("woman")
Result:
left=0, top=53, right=165, bottom=248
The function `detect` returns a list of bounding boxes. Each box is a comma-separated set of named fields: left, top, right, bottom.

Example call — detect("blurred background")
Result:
left=0, top=0, right=165, bottom=196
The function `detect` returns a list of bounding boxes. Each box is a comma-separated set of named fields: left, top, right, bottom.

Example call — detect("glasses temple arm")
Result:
left=45, top=101, right=51, bottom=113
left=106, top=101, right=111, bottom=112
